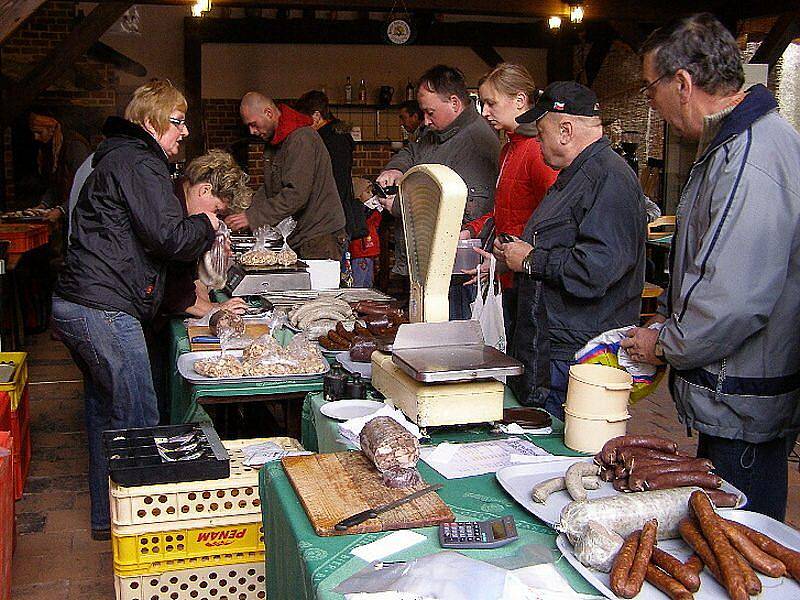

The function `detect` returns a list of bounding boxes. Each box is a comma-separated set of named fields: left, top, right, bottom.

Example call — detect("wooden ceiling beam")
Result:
left=2, top=1, right=133, bottom=126
left=0, top=0, right=47, bottom=44
left=750, top=10, right=800, bottom=70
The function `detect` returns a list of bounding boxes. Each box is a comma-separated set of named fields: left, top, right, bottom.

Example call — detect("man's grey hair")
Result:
left=640, top=13, right=744, bottom=96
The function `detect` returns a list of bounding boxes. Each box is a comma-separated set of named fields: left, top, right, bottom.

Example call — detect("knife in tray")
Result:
left=334, top=483, right=444, bottom=531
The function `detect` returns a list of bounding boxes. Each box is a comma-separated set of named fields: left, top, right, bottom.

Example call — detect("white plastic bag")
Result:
left=471, top=254, right=506, bottom=353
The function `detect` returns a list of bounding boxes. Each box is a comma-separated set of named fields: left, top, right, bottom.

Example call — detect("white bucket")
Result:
left=565, top=363, right=632, bottom=418
left=563, top=408, right=631, bottom=454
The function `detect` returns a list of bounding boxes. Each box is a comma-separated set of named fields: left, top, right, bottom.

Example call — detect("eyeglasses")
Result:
left=639, top=73, right=671, bottom=97
left=168, top=116, right=187, bottom=128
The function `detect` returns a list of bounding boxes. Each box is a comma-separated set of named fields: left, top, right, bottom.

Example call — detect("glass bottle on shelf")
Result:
left=405, top=79, right=415, bottom=101
left=358, top=79, right=367, bottom=104
left=344, top=76, right=353, bottom=104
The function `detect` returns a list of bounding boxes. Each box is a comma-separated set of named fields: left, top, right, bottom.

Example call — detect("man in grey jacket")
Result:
left=377, top=65, right=500, bottom=319
left=622, top=13, right=800, bottom=520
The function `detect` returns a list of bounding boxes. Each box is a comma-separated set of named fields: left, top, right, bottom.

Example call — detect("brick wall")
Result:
left=352, top=145, right=394, bottom=178
left=203, top=99, right=243, bottom=150
left=1, top=1, right=118, bottom=206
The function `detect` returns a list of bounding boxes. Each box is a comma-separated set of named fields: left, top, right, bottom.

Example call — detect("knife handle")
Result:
left=334, top=509, right=379, bottom=531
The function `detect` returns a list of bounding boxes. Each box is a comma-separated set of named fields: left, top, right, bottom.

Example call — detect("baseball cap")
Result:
left=517, top=81, right=601, bottom=124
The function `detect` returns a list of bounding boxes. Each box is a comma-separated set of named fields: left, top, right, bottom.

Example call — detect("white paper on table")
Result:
left=420, top=438, right=550, bottom=479
left=240, top=441, right=312, bottom=467
left=350, top=530, right=427, bottom=562
left=338, top=405, right=422, bottom=448
left=498, top=423, right=553, bottom=436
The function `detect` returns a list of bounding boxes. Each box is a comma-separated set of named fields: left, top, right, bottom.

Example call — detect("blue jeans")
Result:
left=449, top=279, right=477, bottom=321
left=696, top=432, right=790, bottom=522
left=51, top=296, right=159, bottom=530
left=543, top=359, right=571, bottom=421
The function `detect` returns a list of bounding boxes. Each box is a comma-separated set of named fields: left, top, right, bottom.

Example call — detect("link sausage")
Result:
left=643, top=471, right=722, bottom=491
left=730, top=544, right=762, bottom=595
left=726, top=519, right=800, bottom=580
left=719, top=519, right=786, bottom=577
left=610, top=531, right=639, bottom=597
left=645, top=564, right=694, bottom=600
left=619, top=447, right=693, bottom=468
left=705, top=490, right=741, bottom=508
left=689, top=491, right=748, bottom=600
left=565, top=462, right=601, bottom=501
left=622, top=519, right=658, bottom=598
left=599, top=435, right=678, bottom=465
left=684, top=553, right=704, bottom=576
left=629, top=458, right=713, bottom=478
left=678, top=517, right=722, bottom=582
left=652, top=547, right=701, bottom=592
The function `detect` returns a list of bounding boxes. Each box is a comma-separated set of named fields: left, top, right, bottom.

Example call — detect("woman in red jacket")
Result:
left=462, top=63, right=558, bottom=347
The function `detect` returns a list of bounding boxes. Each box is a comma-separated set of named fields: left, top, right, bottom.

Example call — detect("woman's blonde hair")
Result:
left=479, top=63, right=537, bottom=108
left=185, top=150, right=253, bottom=212
left=124, top=79, right=187, bottom=136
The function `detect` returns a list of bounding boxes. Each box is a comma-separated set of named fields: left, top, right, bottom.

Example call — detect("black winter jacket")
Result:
left=509, top=138, right=646, bottom=406
left=56, top=117, right=214, bottom=322
left=317, top=120, right=367, bottom=239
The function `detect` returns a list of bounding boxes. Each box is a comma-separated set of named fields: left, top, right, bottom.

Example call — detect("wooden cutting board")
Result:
left=187, top=324, right=270, bottom=351
left=282, top=452, right=453, bottom=536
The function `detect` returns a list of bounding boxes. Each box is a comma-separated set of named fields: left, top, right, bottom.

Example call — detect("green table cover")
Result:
left=167, top=319, right=324, bottom=424
left=260, top=391, right=598, bottom=600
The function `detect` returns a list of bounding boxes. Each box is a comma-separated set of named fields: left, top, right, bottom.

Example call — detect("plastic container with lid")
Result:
left=453, top=239, right=482, bottom=274
left=565, top=363, right=632, bottom=418
left=563, top=409, right=630, bottom=454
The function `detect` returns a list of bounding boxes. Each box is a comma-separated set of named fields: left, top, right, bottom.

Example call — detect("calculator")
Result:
left=438, top=516, right=518, bottom=549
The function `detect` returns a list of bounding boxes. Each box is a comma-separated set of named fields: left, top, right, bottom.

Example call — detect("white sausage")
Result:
left=531, top=475, right=601, bottom=503
left=565, top=462, right=601, bottom=501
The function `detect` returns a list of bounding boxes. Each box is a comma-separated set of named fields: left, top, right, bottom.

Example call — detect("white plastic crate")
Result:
left=114, top=561, right=265, bottom=600
left=110, top=437, right=302, bottom=527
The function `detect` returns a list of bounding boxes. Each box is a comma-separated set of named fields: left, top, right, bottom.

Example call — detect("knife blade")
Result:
left=334, top=483, right=444, bottom=531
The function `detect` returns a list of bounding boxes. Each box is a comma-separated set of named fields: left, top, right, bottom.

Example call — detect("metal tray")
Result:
left=495, top=458, right=747, bottom=529
left=557, top=510, right=800, bottom=600
left=392, top=344, right=523, bottom=382
left=177, top=349, right=329, bottom=385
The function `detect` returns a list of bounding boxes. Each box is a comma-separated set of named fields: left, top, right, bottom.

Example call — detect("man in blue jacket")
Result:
left=623, top=13, right=800, bottom=521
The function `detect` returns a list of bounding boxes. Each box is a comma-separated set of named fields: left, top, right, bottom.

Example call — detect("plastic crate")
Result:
left=9, top=387, right=30, bottom=500
left=112, top=514, right=264, bottom=576
left=0, top=352, right=27, bottom=412
left=0, top=435, right=13, bottom=600
left=114, top=560, right=265, bottom=600
left=0, top=224, right=49, bottom=255
left=110, top=437, right=301, bottom=527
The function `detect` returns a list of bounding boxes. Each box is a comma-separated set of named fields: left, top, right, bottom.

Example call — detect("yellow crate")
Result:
left=114, top=560, right=265, bottom=600
left=110, top=437, right=302, bottom=527
left=0, top=352, right=27, bottom=411
left=113, top=550, right=264, bottom=578
left=112, top=515, right=264, bottom=575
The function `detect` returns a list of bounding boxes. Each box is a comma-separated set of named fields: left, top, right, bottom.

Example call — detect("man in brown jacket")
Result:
left=226, top=92, right=346, bottom=260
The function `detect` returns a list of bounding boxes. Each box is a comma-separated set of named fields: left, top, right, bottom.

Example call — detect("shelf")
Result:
left=330, top=104, right=403, bottom=110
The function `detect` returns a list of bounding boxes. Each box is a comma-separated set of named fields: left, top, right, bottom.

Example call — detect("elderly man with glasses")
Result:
left=622, top=13, right=800, bottom=521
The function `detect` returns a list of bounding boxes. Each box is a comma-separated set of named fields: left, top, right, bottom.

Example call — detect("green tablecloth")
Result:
left=260, top=391, right=597, bottom=600
left=166, top=319, right=324, bottom=424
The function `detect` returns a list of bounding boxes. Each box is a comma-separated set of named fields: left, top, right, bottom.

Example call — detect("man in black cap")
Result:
left=493, top=81, right=647, bottom=415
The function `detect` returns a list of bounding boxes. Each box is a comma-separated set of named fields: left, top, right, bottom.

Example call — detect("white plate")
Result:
left=557, top=510, right=800, bottom=600
left=338, top=352, right=372, bottom=379
left=496, top=458, right=747, bottom=528
left=320, top=399, right=385, bottom=421
left=177, top=349, right=329, bottom=384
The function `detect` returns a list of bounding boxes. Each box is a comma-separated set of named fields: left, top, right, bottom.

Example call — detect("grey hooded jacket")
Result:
left=658, top=85, right=800, bottom=443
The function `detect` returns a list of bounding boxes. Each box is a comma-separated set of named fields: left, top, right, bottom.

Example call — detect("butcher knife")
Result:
left=334, top=483, right=444, bottom=531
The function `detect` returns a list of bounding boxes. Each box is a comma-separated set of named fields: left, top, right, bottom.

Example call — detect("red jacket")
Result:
left=465, top=133, right=557, bottom=288
left=349, top=210, right=382, bottom=258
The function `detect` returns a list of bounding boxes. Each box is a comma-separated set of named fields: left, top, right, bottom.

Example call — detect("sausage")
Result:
left=353, top=322, right=372, bottom=337
left=678, top=517, right=723, bottom=582
left=689, top=491, right=748, bottom=600
left=725, top=519, right=800, bottom=580
left=328, top=330, right=352, bottom=348
left=645, top=564, right=694, bottom=600
left=643, top=471, right=722, bottom=491
left=719, top=519, right=786, bottom=577
left=629, top=458, right=713, bottom=478
left=565, top=462, right=601, bottom=501
left=318, top=335, right=336, bottom=349
left=705, top=489, right=741, bottom=508
left=599, top=466, right=615, bottom=482
left=335, top=321, right=355, bottom=342
left=530, top=475, right=601, bottom=503
left=614, top=464, right=629, bottom=479
left=684, top=553, right=704, bottom=576
left=622, top=519, right=658, bottom=598
left=652, top=547, right=701, bottom=592
left=629, top=464, right=714, bottom=491
left=619, top=447, right=693, bottom=468
left=599, top=435, right=678, bottom=465
left=610, top=531, right=639, bottom=597
left=730, top=543, right=763, bottom=595
left=612, top=476, right=630, bottom=492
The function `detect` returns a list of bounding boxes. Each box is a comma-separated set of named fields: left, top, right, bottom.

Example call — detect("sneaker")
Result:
left=91, top=528, right=111, bottom=541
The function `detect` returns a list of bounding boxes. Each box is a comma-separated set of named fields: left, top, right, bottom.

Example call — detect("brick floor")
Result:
left=8, top=331, right=800, bottom=598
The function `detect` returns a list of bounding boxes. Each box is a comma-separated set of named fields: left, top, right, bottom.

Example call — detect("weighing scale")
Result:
left=370, top=164, right=523, bottom=430
left=224, top=260, right=311, bottom=296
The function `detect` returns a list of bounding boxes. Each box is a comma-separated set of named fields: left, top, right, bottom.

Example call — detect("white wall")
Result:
left=201, top=43, right=547, bottom=101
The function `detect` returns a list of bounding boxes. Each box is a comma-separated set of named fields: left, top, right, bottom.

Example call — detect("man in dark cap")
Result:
left=494, top=81, right=647, bottom=415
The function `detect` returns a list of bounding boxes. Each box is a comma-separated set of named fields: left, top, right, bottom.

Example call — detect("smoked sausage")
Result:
left=598, top=435, right=678, bottom=465
left=645, top=564, right=694, bottom=600
left=719, top=519, right=786, bottom=577
left=678, top=517, right=722, bottom=582
left=622, top=519, right=658, bottom=598
left=643, top=471, right=722, bottom=491
left=610, top=531, right=640, bottom=597
left=683, top=553, right=704, bottom=576
left=651, top=547, right=701, bottom=592
left=725, top=519, right=800, bottom=580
